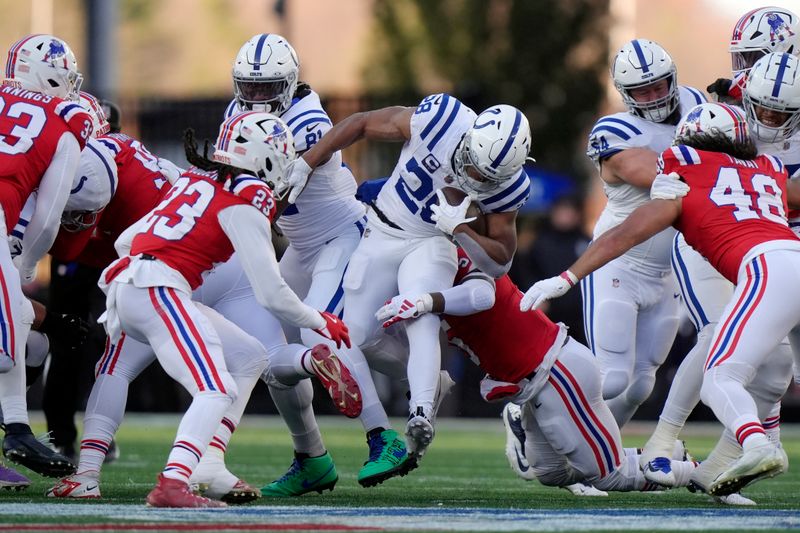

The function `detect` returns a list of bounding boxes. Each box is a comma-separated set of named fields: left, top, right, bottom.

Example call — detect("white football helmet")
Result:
left=675, top=102, right=750, bottom=145
left=611, top=39, right=679, bottom=123
left=744, top=53, right=800, bottom=143
left=453, top=104, right=531, bottom=194
left=213, top=111, right=296, bottom=186
left=62, top=140, right=118, bottom=232
left=232, top=34, right=299, bottom=115
left=78, top=91, right=110, bottom=138
left=730, top=7, right=799, bottom=75
left=3, top=34, right=82, bottom=100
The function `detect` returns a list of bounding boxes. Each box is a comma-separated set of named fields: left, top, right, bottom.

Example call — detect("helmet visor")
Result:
left=61, top=210, right=99, bottom=233
left=234, top=79, right=289, bottom=106
left=732, top=50, right=767, bottom=74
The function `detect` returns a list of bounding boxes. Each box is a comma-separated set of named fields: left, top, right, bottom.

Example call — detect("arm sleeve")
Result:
left=439, top=276, right=496, bottom=315
left=18, top=132, right=81, bottom=271
left=218, top=204, right=325, bottom=330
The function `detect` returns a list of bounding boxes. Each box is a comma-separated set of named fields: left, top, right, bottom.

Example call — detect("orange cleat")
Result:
left=308, top=344, right=362, bottom=418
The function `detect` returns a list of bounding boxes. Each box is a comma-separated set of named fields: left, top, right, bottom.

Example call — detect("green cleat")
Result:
left=357, top=429, right=412, bottom=487
left=261, top=452, right=338, bottom=497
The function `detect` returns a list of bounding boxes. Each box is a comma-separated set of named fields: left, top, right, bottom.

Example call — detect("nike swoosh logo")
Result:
left=86, top=485, right=98, bottom=492
left=514, top=447, right=529, bottom=472
left=300, top=464, right=335, bottom=489
left=305, top=125, right=317, bottom=132
left=673, top=293, right=681, bottom=299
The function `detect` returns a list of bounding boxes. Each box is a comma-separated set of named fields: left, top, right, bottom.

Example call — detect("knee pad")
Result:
left=25, top=331, right=49, bottom=367
left=594, top=299, right=636, bottom=356
left=531, top=464, right=573, bottom=488
left=624, top=373, right=656, bottom=406
left=603, top=370, right=630, bottom=400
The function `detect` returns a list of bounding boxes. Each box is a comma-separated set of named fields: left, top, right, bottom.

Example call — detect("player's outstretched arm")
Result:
left=601, top=147, right=659, bottom=187
left=520, top=199, right=680, bottom=311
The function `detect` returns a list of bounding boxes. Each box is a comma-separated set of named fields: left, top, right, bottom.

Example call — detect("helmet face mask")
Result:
left=453, top=104, right=531, bottom=195
left=730, top=7, right=799, bottom=76
left=61, top=210, right=100, bottom=233
left=4, top=34, right=83, bottom=100
left=612, top=39, right=679, bottom=123
left=743, top=52, right=800, bottom=144
left=213, top=111, right=296, bottom=189
left=232, top=34, right=299, bottom=115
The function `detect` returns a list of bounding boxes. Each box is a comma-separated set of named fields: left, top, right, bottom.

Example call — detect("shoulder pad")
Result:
left=667, top=145, right=702, bottom=167
left=284, top=94, right=332, bottom=153
left=55, top=101, right=93, bottom=149
left=478, top=169, right=531, bottom=213
left=410, top=93, right=469, bottom=151
left=587, top=114, right=645, bottom=163
left=231, top=175, right=276, bottom=221
left=761, top=154, right=786, bottom=175
left=679, top=85, right=708, bottom=107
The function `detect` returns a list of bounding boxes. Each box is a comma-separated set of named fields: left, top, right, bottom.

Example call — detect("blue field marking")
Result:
left=1, top=504, right=798, bottom=531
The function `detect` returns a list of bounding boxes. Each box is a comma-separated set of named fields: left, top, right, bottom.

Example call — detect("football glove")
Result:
left=313, top=311, right=351, bottom=349
left=650, top=172, right=689, bottom=200
left=375, top=293, right=434, bottom=328
left=519, top=271, right=578, bottom=311
left=275, top=157, right=313, bottom=204
left=706, top=78, right=732, bottom=100
left=40, top=312, right=90, bottom=351
left=430, top=189, right=476, bottom=235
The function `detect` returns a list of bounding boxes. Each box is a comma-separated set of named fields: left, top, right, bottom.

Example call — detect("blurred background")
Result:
left=4, top=0, right=799, bottom=425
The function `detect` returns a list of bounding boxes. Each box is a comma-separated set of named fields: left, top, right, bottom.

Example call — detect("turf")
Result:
left=1, top=415, right=798, bottom=531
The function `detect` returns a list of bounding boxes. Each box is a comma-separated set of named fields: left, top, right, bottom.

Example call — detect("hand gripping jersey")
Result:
left=663, top=146, right=799, bottom=282
left=0, top=84, right=92, bottom=230
left=443, top=250, right=560, bottom=383
left=375, top=94, right=531, bottom=238
left=587, top=86, right=706, bottom=271
left=226, top=88, right=365, bottom=250
left=130, top=169, right=275, bottom=290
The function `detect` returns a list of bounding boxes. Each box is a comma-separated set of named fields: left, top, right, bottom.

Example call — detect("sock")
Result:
left=691, top=430, right=741, bottom=489
left=763, top=403, right=781, bottom=444
left=405, top=314, right=441, bottom=414
left=640, top=419, right=684, bottom=467
left=268, top=379, right=326, bottom=457
left=77, top=373, right=131, bottom=475
left=0, top=361, right=29, bottom=425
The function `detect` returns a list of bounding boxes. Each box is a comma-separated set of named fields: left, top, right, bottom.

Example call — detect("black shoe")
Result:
left=2, top=424, right=76, bottom=478
left=104, top=439, right=120, bottom=464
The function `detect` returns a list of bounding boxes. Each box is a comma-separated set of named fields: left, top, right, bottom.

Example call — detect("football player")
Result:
left=522, top=102, right=799, bottom=497
left=0, top=34, right=92, bottom=478
left=583, top=39, right=707, bottom=428
left=225, top=34, right=375, bottom=492
left=280, top=96, right=531, bottom=474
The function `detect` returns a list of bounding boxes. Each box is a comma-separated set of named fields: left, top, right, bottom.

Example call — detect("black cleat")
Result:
left=2, top=424, right=76, bottom=478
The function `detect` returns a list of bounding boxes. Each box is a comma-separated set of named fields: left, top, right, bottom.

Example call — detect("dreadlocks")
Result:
left=675, top=130, right=758, bottom=161
left=183, top=128, right=247, bottom=183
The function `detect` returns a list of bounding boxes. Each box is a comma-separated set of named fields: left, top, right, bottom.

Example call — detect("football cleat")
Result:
left=262, top=452, right=338, bottom=497
left=307, top=344, right=362, bottom=418
left=405, top=407, right=435, bottom=461
left=643, top=456, right=676, bottom=487
left=708, top=443, right=784, bottom=496
left=146, top=474, right=226, bottom=508
left=0, top=462, right=29, bottom=491
left=2, top=424, right=76, bottom=478
left=502, top=403, right=535, bottom=481
left=561, top=483, right=608, bottom=497
left=357, top=429, right=410, bottom=487
left=46, top=473, right=101, bottom=499
left=714, top=492, right=757, bottom=506
left=104, top=440, right=120, bottom=465
left=218, top=480, right=261, bottom=504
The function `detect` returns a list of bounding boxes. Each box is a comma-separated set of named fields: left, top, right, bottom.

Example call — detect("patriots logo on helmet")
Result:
left=43, top=39, right=67, bottom=63
left=767, top=13, right=796, bottom=42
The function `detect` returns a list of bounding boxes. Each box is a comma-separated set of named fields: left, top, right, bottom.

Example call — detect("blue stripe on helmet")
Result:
left=631, top=39, right=650, bottom=73
left=253, top=34, right=269, bottom=71
left=772, top=53, right=790, bottom=98
left=490, top=110, right=522, bottom=170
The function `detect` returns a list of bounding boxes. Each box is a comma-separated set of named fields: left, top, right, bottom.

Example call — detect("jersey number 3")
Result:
left=0, top=96, right=46, bottom=155
left=710, top=167, right=787, bottom=225
left=142, top=177, right=215, bottom=240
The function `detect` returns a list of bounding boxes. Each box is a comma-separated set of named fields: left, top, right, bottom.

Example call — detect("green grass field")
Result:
left=0, top=414, right=798, bottom=532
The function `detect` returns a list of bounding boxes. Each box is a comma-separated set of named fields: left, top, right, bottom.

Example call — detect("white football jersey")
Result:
left=225, top=89, right=365, bottom=250
left=375, top=93, right=531, bottom=238
left=758, top=131, right=800, bottom=235
left=587, top=86, right=707, bottom=271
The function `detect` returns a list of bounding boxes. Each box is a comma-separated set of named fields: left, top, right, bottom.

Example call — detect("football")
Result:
left=439, top=186, right=487, bottom=235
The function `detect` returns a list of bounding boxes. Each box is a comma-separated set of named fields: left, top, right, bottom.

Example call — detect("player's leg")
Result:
left=607, top=273, right=680, bottom=427
left=580, top=260, right=638, bottom=406
left=277, top=245, right=311, bottom=344
left=641, top=233, right=734, bottom=467
left=397, top=236, right=457, bottom=460
left=521, top=401, right=585, bottom=489
left=48, top=333, right=156, bottom=498
left=114, top=283, right=236, bottom=507
left=0, top=240, right=74, bottom=477
left=701, top=252, right=800, bottom=496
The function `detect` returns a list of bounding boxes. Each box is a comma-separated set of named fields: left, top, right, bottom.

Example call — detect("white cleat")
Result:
left=708, top=444, right=784, bottom=496
left=642, top=457, right=677, bottom=487
left=502, top=403, right=535, bottom=481
left=405, top=407, right=435, bottom=460
left=714, top=492, right=757, bottom=506
left=46, top=473, right=101, bottom=499
left=561, top=483, right=608, bottom=497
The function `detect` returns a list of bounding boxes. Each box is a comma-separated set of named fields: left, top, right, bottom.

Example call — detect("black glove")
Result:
left=707, top=78, right=733, bottom=98
left=40, top=312, right=90, bottom=351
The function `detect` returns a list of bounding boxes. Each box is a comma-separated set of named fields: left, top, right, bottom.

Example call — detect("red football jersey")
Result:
left=0, top=84, right=92, bottom=231
left=130, top=168, right=275, bottom=289
left=663, top=145, right=799, bottom=282
left=444, top=250, right=560, bottom=383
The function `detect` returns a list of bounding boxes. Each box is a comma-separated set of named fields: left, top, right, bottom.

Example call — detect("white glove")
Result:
left=430, top=189, right=476, bottom=235
left=375, top=293, right=434, bottom=328
left=274, top=157, right=313, bottom=204
left=13, top=255, right=36, bottom=284
left=519, top=271, right=578, bottom=311
left=650, top=172, right=689, bottom=200
left=156, top=158, right=185, bottom=185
